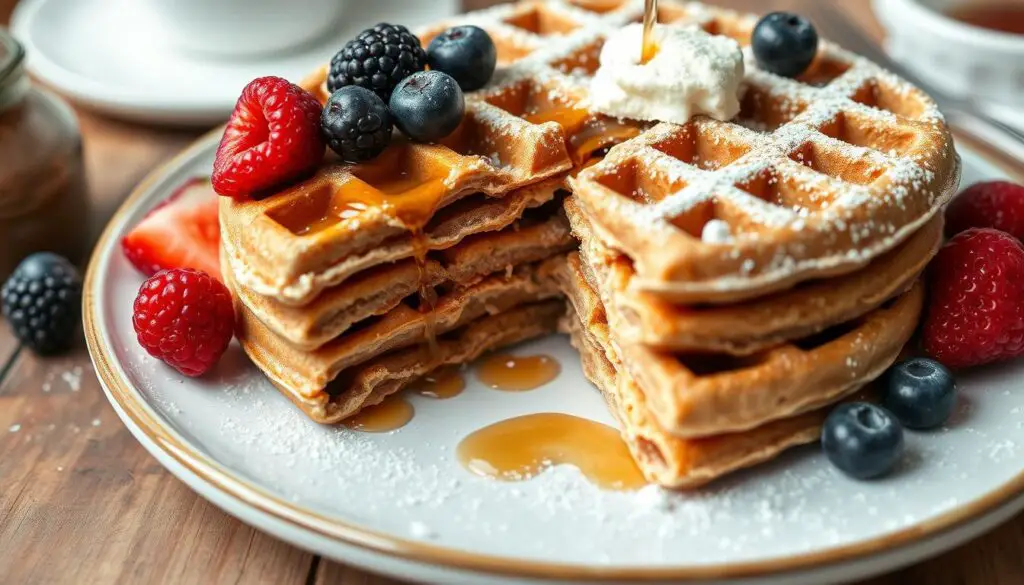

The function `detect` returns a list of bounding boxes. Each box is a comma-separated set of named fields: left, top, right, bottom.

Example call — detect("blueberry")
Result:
left=427, top=25, right=498, bottom=92
left=822, top=402, right=904, bottom=480
left=752, top=12, right=819, bottom=78
left=321, top=86, right=393, bottom=162
left=883, top=358, right=957, bottom=430
left=389, top=71, right=465, bottom=143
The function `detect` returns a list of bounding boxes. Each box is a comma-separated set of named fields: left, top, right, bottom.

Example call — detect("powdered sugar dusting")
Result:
left=102, top=269, right=1024, bottom=570
left=539, top=3, right=955, bottom=296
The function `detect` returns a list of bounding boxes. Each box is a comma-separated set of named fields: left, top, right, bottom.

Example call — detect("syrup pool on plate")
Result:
left=476, top=353, right=561, bottom=391
left=456, top=413, right=647, bottom=491
left=343, top=396, right=415, bottom=432
left=415, top=366, right=466, bottom=399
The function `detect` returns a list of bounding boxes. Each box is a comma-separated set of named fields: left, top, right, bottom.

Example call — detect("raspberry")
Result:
left=946, top=181, right=1024, bottom=239
left=923, top=228, right=1024, bottom=369
left=212, top=76, right=325, bottom=200
left=132, top=269, right=235, bottom=377
left=327, top=23, right=427, bottom=100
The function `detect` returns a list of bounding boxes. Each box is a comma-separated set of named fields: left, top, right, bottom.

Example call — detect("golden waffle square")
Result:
left=292, top=301, right=563, bottom=424
left=559, top=256, right=829, bottom=489
left=522, top=3, right=958, bottom=304
left=221, top=162, right=569, bottom=306
left=232, top=200, right=574, bottom=350
left=565, top=197, right=941, bottom=354
left=559, top=252, right=922, bottom=438
left=227, top=256, right=565, bottom=403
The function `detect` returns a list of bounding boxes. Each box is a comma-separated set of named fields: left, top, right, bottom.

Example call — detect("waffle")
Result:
left=221, top=167, right=570, bottom=305
left=291, top=301, right=562, bottom=424
left=559, top=252, right=922, bottom=438
left=228, top=256, right=564, bottom=405
left=234, top=0, right=665, bottom=305
left=232, top=199, right=574, bottom=350
left=559, top=256, right=829, bottom=488
left=215, top=0, right=954, bottom=487
left=565, top=197, right=941, bottom=354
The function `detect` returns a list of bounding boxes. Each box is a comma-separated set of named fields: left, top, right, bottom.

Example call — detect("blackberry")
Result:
left=1, top=253, right=82, bottom=354
left=327, top=23, right=428, bottom=100
left=321, top=86, right=393, bottom=162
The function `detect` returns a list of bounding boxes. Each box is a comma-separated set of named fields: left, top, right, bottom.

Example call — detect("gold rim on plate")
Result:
left=83, top=129, right=1024, bottom=582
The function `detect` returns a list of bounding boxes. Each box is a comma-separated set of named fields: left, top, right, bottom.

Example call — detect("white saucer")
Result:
left=10, top=0, right=458, bottom=125
left=85, top=130, right=1024, bottom=585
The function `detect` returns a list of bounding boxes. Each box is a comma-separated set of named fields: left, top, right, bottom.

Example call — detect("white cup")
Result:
left=139, top=0, right=349, bottom=58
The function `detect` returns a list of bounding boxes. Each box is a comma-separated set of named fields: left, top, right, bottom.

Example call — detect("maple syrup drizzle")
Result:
left=415, top=366, right=466, bottom=399
left=476, top=353, right=561, bottom=392
left=948, top=4, right=1024, bottom=35
left=411, top=231, right=440, bottom=355
left=456, top=413, right=647, bottom=491
left=642, top=0, right=659, bottom=63
left=313, top=146, right=449, bottom=355
left=343, top=396, right=415, bottom=432
left=523, top=101, right=640, bottom=164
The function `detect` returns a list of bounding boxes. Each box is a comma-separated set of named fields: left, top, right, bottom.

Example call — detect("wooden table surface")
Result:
left=1, top=0, right=1022, bottom=583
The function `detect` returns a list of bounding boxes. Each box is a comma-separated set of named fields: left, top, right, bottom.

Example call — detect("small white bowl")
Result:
left=873, top=0, right=1024, bottom=107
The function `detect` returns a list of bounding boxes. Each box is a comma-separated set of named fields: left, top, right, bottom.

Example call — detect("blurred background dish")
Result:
left=873, top=0, right=1024, bottom=131
left=9, top=0, right=458, bottom=125
left=137, top=0, right=348, bottom=58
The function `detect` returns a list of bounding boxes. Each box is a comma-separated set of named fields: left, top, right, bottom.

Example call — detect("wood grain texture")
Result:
left=0, top=0, right=1021, bottom=583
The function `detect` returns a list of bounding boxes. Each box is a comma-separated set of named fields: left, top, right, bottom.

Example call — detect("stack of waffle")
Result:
left=220, top=0, right=653, bottom=423
left=221, top=0, right=960, bottom=488
left=548, top=1, right=959, bottom=487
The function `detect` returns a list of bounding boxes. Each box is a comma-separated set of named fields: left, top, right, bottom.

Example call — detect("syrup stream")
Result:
left=642, top=0, right=659, bottom=63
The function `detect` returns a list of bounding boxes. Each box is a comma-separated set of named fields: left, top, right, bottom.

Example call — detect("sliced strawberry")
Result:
left=122, top=178, right=222, bottom=281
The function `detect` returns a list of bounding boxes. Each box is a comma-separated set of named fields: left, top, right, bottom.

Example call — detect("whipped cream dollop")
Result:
left=590, top=24, right=744, bottom=125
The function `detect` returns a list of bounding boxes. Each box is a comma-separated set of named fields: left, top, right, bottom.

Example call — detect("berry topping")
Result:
left=132, top=269, right=234, bottom=377
left=321, top=86, right=394, bottom=162
left=946, top=181, right=1024, bottom=239
left=212, top=76, right=325, bottom=200
left=1, top=253, right=82, bottom=355
left=327, top=23, right=428, bottom=100
left=122, top=178, right=222, bottom=281
left=752, top=12, right=819, bottom=78
left=923, top=228, right=1024, bottom=369
left=822, top=402, right=904, bottom=480
left=389, top=71, right=465, bottom=143
left=427, top=25, right=498, bottom=92
left=883, top=358, right=957, bottom=430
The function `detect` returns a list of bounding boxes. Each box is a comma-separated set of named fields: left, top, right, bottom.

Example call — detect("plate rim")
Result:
left=84, top=128, right=1024, bottom=582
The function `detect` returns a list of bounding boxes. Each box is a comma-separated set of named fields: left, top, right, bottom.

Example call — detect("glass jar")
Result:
left=0, top=28, right=89, bottom=281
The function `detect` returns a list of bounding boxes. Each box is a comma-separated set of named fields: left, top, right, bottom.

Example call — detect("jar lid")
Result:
left=0, top=29, right=26, bottom=110
left=0, top=29, right=24, bottom=86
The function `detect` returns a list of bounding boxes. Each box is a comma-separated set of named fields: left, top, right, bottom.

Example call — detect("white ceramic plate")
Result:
left=86, top=131, right=1024, bottom=585
left=10, top=0, right=458, bottom=125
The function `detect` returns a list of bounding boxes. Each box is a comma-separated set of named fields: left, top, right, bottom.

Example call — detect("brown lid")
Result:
left=0, top=28, right=24, bottom=87
left=0, top=29, right=26, bottom=109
